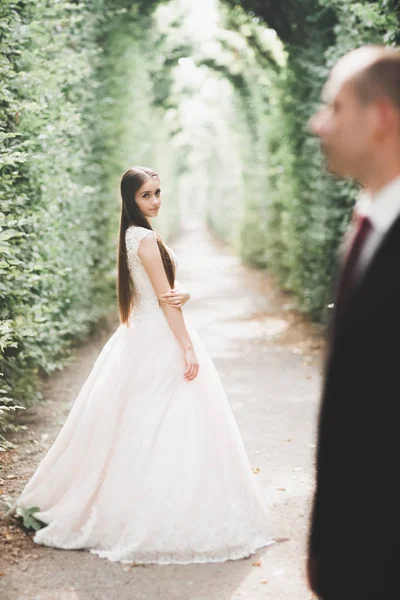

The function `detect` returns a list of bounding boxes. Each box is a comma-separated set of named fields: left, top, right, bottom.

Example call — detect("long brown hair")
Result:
left=117, top=166, right=175, bottom=324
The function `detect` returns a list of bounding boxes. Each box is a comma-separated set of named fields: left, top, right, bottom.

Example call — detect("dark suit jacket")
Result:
left=309, top=214, right=400, bottom=600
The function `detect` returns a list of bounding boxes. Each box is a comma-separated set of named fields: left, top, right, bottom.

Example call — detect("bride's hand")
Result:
left=184, top=347, right=199, bottom=381
left=160, top=288, right=190, bottom=309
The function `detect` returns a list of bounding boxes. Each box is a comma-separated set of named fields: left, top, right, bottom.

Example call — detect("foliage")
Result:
left=269, top=0, right=400, bottom=319
left=163, top=3, right=283, bottom=262
left=0, top=0, right=110, bottom=445
left=0, top=0, right=175, bottom=448
left=15, top=506, right=46, bottom=531
left=95, top=2, right=186, bottom=242
left=224, top=0, right=336, bottom=45
left=224, top=0, right=400, bottom=320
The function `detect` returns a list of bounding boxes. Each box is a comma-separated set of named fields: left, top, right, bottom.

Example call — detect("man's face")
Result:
left=311, top=76, right=373, bottom=180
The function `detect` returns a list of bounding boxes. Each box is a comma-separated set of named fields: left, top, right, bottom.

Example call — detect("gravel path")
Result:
left=0, top=221, right=323, bottom=600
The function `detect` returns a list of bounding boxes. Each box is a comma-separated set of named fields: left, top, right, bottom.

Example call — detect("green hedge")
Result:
left=0, top=0, right=188, bottom=448
left=0, top=0, right=115, bottom=446
left=266, top=0, right=400, bottom=319
left=194, top=5, right=282, bottom=262
left=95, top=4, right=184, bottom=242
left=224, top=0, right=400, bottom=320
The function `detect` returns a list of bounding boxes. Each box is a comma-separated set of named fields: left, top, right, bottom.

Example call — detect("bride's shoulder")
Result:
left=126, top=225, right=152, bottom=236
left=125, top=226, right=156, bottom=252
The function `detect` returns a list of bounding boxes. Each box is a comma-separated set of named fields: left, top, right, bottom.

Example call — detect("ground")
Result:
left=0, top=221, right=324, bottom=600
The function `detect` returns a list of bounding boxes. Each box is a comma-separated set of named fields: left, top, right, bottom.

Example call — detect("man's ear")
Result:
left=374, top=97, right=399, bottom=139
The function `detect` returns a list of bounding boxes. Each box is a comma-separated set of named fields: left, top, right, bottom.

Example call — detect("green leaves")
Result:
left=0, top=0, right=180, bottom=450
left=16, top=506, right=46, bottom=532
left=0, top=0, right=117, bottom=449
left=222, top=0, right=399, bottom=321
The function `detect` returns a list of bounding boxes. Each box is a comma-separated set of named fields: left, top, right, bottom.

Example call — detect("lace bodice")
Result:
left=125, top=226, right=177, bottom=321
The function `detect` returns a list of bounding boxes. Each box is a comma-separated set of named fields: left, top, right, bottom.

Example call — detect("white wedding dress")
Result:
left=13, top=226, right=273, bottom=564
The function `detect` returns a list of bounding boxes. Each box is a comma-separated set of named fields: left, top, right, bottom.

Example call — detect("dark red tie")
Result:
left=336, top=214, right=373, bottom=315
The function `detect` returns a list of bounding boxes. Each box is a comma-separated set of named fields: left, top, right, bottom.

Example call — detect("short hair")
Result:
left=351, top=46, right=400, bottom=110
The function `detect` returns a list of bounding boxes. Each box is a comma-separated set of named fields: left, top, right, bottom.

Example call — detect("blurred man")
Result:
left=308, top=46, right=400, bottom=600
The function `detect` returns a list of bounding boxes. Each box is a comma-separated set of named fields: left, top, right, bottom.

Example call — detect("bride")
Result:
left=10, top=166, right=274, bottom=564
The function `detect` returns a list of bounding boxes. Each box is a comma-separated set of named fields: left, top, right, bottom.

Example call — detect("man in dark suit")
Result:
left=307, top=46, right=400, bottom=599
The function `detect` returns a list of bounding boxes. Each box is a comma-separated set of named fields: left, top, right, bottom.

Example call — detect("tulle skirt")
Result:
left=14, top=307, right=273, bottom=564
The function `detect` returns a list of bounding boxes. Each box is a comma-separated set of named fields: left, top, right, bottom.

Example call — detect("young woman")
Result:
left=11, top=166, right=274, bottom=564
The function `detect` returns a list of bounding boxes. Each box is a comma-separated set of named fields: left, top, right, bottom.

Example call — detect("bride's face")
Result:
left=135, top=178, right=161, bottom=218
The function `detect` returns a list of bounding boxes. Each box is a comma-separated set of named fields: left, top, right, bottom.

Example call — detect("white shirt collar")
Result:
left=356, top=175, right=400, bottom=233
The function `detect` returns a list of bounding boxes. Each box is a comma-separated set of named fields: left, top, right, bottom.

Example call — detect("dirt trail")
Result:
left=0, top=221, right=323, bottom=600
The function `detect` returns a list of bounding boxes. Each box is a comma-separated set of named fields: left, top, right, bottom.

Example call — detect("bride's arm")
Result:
left=138, top=234, right=199, bottom=381
left=160, top=280, right=190, bottom=308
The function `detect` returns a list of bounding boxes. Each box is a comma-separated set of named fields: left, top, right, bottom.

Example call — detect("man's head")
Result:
left=311, top=46, right=400, bottom=185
